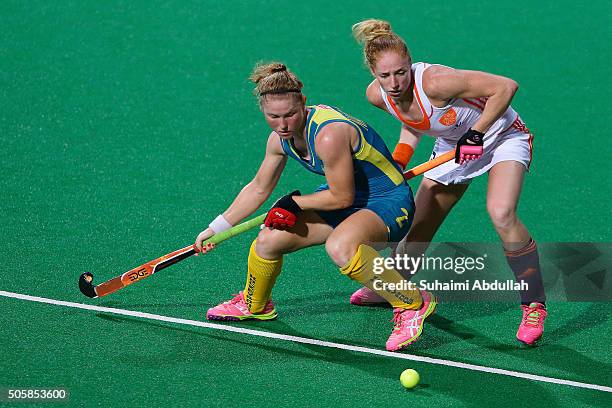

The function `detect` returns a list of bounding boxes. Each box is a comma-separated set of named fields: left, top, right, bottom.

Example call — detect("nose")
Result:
left=280, top=118, right=288, bottom=130
left=390, top=76, right=399, bottom=90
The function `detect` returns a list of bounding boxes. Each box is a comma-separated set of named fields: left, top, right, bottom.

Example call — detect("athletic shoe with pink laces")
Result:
left=517, top=302, right=547, bottom=345
left=206, top=292, right=278, bottom=321
left=386, top=290, right=438, bottom=351
left=349, top=286, right=387, bottom=306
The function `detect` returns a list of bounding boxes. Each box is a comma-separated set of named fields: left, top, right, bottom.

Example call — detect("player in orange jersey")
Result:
left=349, top=19, right=547, bottom=345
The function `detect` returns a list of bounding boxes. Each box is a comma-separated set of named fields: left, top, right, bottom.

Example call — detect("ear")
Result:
left=302, top=94, right=307, bottom=105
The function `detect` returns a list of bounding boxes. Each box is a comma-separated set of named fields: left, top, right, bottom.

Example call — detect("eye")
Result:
left=379, top=73, right=389, bottom=78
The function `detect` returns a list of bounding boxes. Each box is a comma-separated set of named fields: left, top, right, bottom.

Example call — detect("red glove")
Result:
left=455, top=129, right=484, bottom=164
left=265, top=191, right=302, bottom=230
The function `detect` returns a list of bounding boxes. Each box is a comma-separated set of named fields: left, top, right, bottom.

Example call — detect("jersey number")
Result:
left=395, top=208, right=410, bottom=228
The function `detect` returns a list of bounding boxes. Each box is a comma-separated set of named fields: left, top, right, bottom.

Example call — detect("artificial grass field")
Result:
left=1, top=1, right=611, bottom=406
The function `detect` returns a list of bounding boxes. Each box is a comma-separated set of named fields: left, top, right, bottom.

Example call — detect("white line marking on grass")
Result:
left=2, top=290, right=611, bottom=393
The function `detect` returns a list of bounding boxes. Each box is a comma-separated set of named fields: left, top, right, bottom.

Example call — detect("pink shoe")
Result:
left=206, top=292, right=278, bottom=321
left=386, top=291, right=437, bottom=351
left=517, top=302, right=547, bottom=345
left=349, top=286, right=387, bottom=306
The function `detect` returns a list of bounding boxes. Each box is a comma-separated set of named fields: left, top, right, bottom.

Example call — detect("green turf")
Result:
left=1, top=1, right=611, bottom=406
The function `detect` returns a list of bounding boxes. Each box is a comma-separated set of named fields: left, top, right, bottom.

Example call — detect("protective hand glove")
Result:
left=264, top=190, right=302, bottom=230
left=455, top=129, right=484, bottom=164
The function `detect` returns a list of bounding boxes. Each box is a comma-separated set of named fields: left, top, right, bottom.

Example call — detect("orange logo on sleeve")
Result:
left=438, top=108, right=457, bottom=126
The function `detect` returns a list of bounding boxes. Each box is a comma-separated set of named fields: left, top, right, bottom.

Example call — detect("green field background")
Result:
left=1, top=1, right=611, bottom=407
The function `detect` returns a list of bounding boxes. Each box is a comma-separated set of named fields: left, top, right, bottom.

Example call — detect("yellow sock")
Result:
left=244, top=240, right=282, bottom=313
left=340, top=244, right=422, bottom=310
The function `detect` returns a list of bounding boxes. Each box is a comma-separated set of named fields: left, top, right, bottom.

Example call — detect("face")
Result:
left=261, top=94, right=307, bottom=139
left=371, top=51, right=412, bottom=100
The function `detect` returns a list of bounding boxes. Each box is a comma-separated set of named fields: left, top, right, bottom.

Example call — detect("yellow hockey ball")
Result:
left=400, top=369, right=420, bottom=389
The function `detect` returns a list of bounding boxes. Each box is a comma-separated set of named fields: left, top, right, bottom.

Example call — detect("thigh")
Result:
left=256, top=210, right=334, bottom=256
left=327, top=208, right=389, bottom=246
left=407, top=177, right=470, bottom=241
left=323, top=208, right=390, bottom=267
left=486, top=161, right=526, bottom=209
left=395, top=177, right=469, bottom=269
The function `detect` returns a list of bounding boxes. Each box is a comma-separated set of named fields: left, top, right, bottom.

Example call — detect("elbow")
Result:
left=334, top=193, right=354, bottom=210
left=253, top=185, right=268, bottom=197
left=505, top=79, right=519, bottom=96
left=246, top=180, right=270, bottom=199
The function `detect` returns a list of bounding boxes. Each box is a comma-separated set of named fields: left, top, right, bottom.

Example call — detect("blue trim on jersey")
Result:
left=279, top=105, right=414, bottom=242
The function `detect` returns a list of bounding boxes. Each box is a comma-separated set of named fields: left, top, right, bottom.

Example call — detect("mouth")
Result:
left=388, top=90, right=402, bottom=96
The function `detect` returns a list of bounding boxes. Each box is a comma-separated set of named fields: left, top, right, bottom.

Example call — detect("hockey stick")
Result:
left=78, top=150, right=455, bottom=299
left=78, top=214, right=266, bottom=298
left=403, top=149, right=455, bottom=180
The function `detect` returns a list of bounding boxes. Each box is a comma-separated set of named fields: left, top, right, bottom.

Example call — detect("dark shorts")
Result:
left=315, top=183, right=415, bottom=242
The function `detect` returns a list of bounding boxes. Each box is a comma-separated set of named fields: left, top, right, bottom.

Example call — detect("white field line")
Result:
left=1, top=290, right=611, bottom=393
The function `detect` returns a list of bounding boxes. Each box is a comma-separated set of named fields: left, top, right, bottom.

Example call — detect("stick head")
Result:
left=79, top=272, right=98, bottom=298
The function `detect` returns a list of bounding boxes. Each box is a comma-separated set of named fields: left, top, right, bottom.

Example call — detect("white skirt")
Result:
left=423, top=129, right=534, bottom=185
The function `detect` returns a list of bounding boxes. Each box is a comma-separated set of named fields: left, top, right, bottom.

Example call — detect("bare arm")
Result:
left=423, top=65, right=518, bottom=133
left=398, top=124, right=423, bottom=149
left=292, top=122, right=356, bottom=211
left=366, top=79, right=423, bottom=168
left=366, top=79, right=388, bottom=111
left=195, top=133, right=286, bottom=251
left=223, top=132, right=287, bottom=224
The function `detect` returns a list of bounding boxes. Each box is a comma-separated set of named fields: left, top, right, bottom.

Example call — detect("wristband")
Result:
left=392, top=143, right=414, bottom=170
left=209, top=214, right=232, bottom=233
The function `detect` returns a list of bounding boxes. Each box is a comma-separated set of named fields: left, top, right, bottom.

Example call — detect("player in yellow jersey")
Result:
left=194, top=62, right=436, bottom=351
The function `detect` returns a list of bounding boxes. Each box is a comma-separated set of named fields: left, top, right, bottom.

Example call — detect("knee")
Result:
left=487, top=201, right=517, bottom=229
left=255, top=228, right=292, bottom=258
left=325, top=236, right=358, bottom=268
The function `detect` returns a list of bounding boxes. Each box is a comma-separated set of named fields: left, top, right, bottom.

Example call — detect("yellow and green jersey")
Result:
left=280, top=104, right=404, bottom=196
